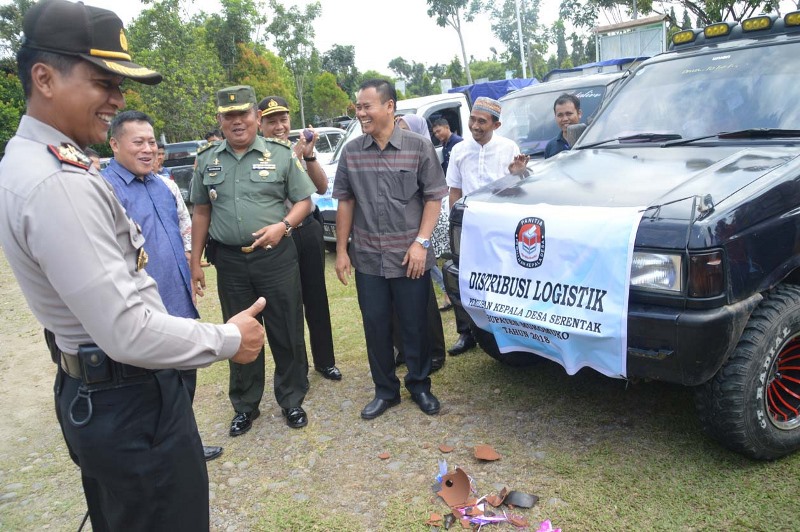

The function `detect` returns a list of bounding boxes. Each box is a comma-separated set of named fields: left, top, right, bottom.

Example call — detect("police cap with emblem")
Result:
left=21, top=0, right=162, bottom=85
left=258, top=96, right=291, bottom=117
left=217, top=85, right=257, bottom=113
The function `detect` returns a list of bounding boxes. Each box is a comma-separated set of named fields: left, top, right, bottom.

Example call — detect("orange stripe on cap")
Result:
left=90, top=48, right=132, bottom=61
left=99, top=59, right=159, bottom=77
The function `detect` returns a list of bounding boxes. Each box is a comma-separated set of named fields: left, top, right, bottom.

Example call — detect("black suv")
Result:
left=164, top=140, right=207, bottom=204
left=444, top=14, right=800, bottom=459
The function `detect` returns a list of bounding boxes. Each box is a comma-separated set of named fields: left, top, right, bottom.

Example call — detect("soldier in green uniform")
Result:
left=190, top=86, right=317, bottom=432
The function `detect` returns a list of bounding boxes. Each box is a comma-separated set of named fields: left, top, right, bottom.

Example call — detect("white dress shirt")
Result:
left=446, top=134, right=520, bottom=195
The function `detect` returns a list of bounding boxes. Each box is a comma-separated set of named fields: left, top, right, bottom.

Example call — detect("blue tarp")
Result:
left=448, top=78, right=538, bottom=104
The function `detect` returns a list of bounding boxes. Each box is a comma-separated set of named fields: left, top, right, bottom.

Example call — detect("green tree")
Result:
left=554, top=20, right=569, bottom=67
left=681, top=8, right=693, bottom=28
left=469, top=59, right=507, bottom=82
left=126, top=0, right=226, bottom=141
left=203, top=0, right=265, bottom=80
left=426, top=0, right=483, bottom=85
left=0, top=59, right=23, bottom=154
left=311, top=71, right=350, bottom=120
left=321, top=44, right=359, bottom=101
left=0, top=0, right=33, bottom=58
left=232, top=43, right=296, bottom=112
left=266, top=0, right=321, bottom=127
left=443, top=56, right=466, bottom=87
left=486, top=0, right=546, bottom=78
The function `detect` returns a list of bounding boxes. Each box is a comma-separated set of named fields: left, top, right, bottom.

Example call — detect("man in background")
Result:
left=544, top=93, right=582, bottom=158
left=432, top=117, right=462, bottom=175
left=103, top=110, right=223, bottom=461
left=258, top=95, right=342, bottom=382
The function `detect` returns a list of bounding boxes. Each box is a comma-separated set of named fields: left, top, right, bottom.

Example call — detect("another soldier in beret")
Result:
left=190, top=86, right=317, bottom=433
left=258, top=95, right=342, bottom=383
left=0, top=1, right=267, bottom=530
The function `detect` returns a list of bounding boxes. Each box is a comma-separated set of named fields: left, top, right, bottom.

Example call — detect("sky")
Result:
left=86, top=0, right=564, bottom=74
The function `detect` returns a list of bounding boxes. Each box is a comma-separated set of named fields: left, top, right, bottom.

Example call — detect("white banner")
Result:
left=459, top=202, right=644, bottom=378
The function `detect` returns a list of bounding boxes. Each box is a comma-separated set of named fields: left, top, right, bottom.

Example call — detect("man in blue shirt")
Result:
left=544, top=93, right=583, bottom=159
left=432, top=118, right=463, bottom=174
left=103, top=110, right=223, bottom=461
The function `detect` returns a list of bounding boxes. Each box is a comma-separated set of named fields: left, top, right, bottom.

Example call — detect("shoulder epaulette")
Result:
left=197, top=141, right=219, bottom=155
left=48, top=143, right=90, bottom=170
left=264, top=137, right=292, bottom=149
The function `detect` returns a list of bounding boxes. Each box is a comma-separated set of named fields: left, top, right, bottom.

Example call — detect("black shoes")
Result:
left=411, top=391, right=441, bottom=415
left=203, top=445, right=223, bottom=461
left=229, top=410, right=259, bottom=437
left=430, top=356, right=445, bottom=374
left=360, top=396, right=401, bottom=420
left=281, top=406, right=308, bottom=428
left=447, top=333, right=477, bottom=356
left=315, top=365, right=342, bottom=381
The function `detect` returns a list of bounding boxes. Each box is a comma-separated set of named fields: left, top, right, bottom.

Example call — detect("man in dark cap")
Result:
left=258, top=95, right=342, bottom=383
left=190, top=86, right=317, bottom=433
left=0, top=1, right=267, bottom=530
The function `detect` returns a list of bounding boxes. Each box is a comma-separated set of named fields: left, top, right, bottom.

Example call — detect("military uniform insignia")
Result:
left=197, top=142, right=218, bottom=155
left=266, top=138, right=292, bottom=148
left=262, top=150, right=271, bottom=159
left=209, top=188, right=218, bottom=201
left=136, top=248, right=148, bottom=271
left=48, top=143, right=91, bottom=170
left=259, top=170, right=269, bottom=178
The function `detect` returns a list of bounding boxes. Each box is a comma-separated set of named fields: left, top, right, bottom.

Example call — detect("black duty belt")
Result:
left=59, top=350, right=151, bottom=385
left=58, top=346, right=155, bottom=428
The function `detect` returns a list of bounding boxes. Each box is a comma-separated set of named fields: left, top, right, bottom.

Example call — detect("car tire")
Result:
left=694, top=285, right=800, bottom=460
left=472, top=325, right=541, bottom=367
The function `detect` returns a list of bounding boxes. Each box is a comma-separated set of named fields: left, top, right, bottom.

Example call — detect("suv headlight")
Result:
left=630, top=252, right=683, bottom=293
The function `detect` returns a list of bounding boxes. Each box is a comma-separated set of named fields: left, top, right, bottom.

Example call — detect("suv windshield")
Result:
left=498, top=86, right=609, bottom=155
left=580, top=40, right=800, bottom=146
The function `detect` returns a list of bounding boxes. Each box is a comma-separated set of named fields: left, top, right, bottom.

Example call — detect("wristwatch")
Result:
left=282, top=219, right=293, bottom=237
left=415, top=236, right=431, bottom=249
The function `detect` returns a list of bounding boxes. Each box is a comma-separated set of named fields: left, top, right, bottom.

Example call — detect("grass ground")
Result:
left=0, top=250, right=798, bottom=530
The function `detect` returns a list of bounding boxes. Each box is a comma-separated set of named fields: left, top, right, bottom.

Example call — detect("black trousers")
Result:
left=356, top=270, right=432, bottom=399
left=454, top=303, right=473, bottom=336
left=393, top=277, right=445, bottom=363
left=292, top=215, right=336, bottom=368
left=55, top=369, right=208, bottom=532
left=215, top=237, right=309, bottom=412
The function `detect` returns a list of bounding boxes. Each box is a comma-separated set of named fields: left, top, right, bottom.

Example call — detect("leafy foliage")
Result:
left=0, top=0, right=33, bottom=59
left=426, top=0, right=483, bottom=84
left=321, top=44, right=359, bottom=100
left=265, top=0, right=321, bottom=127
left=232, top=44, right=296, bottom=116
left=311, top=72, right=350, bottom=121
left=126, top=1, right=226, bottom=141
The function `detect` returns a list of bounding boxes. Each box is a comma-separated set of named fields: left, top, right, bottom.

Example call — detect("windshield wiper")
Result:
left=665, top=129, right=800, bottom=147
left=579, top=132, right=682, bottom=149
left=719, top=128, right=800, bottom=139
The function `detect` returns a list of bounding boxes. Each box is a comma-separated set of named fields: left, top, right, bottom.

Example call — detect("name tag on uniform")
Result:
left=252, top=163, right=276, bottom=171
left=207, top=165, right=223, bottom=173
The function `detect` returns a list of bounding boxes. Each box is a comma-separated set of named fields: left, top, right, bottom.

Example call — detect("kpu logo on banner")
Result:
left=515, top=217, right=545, bottom=268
